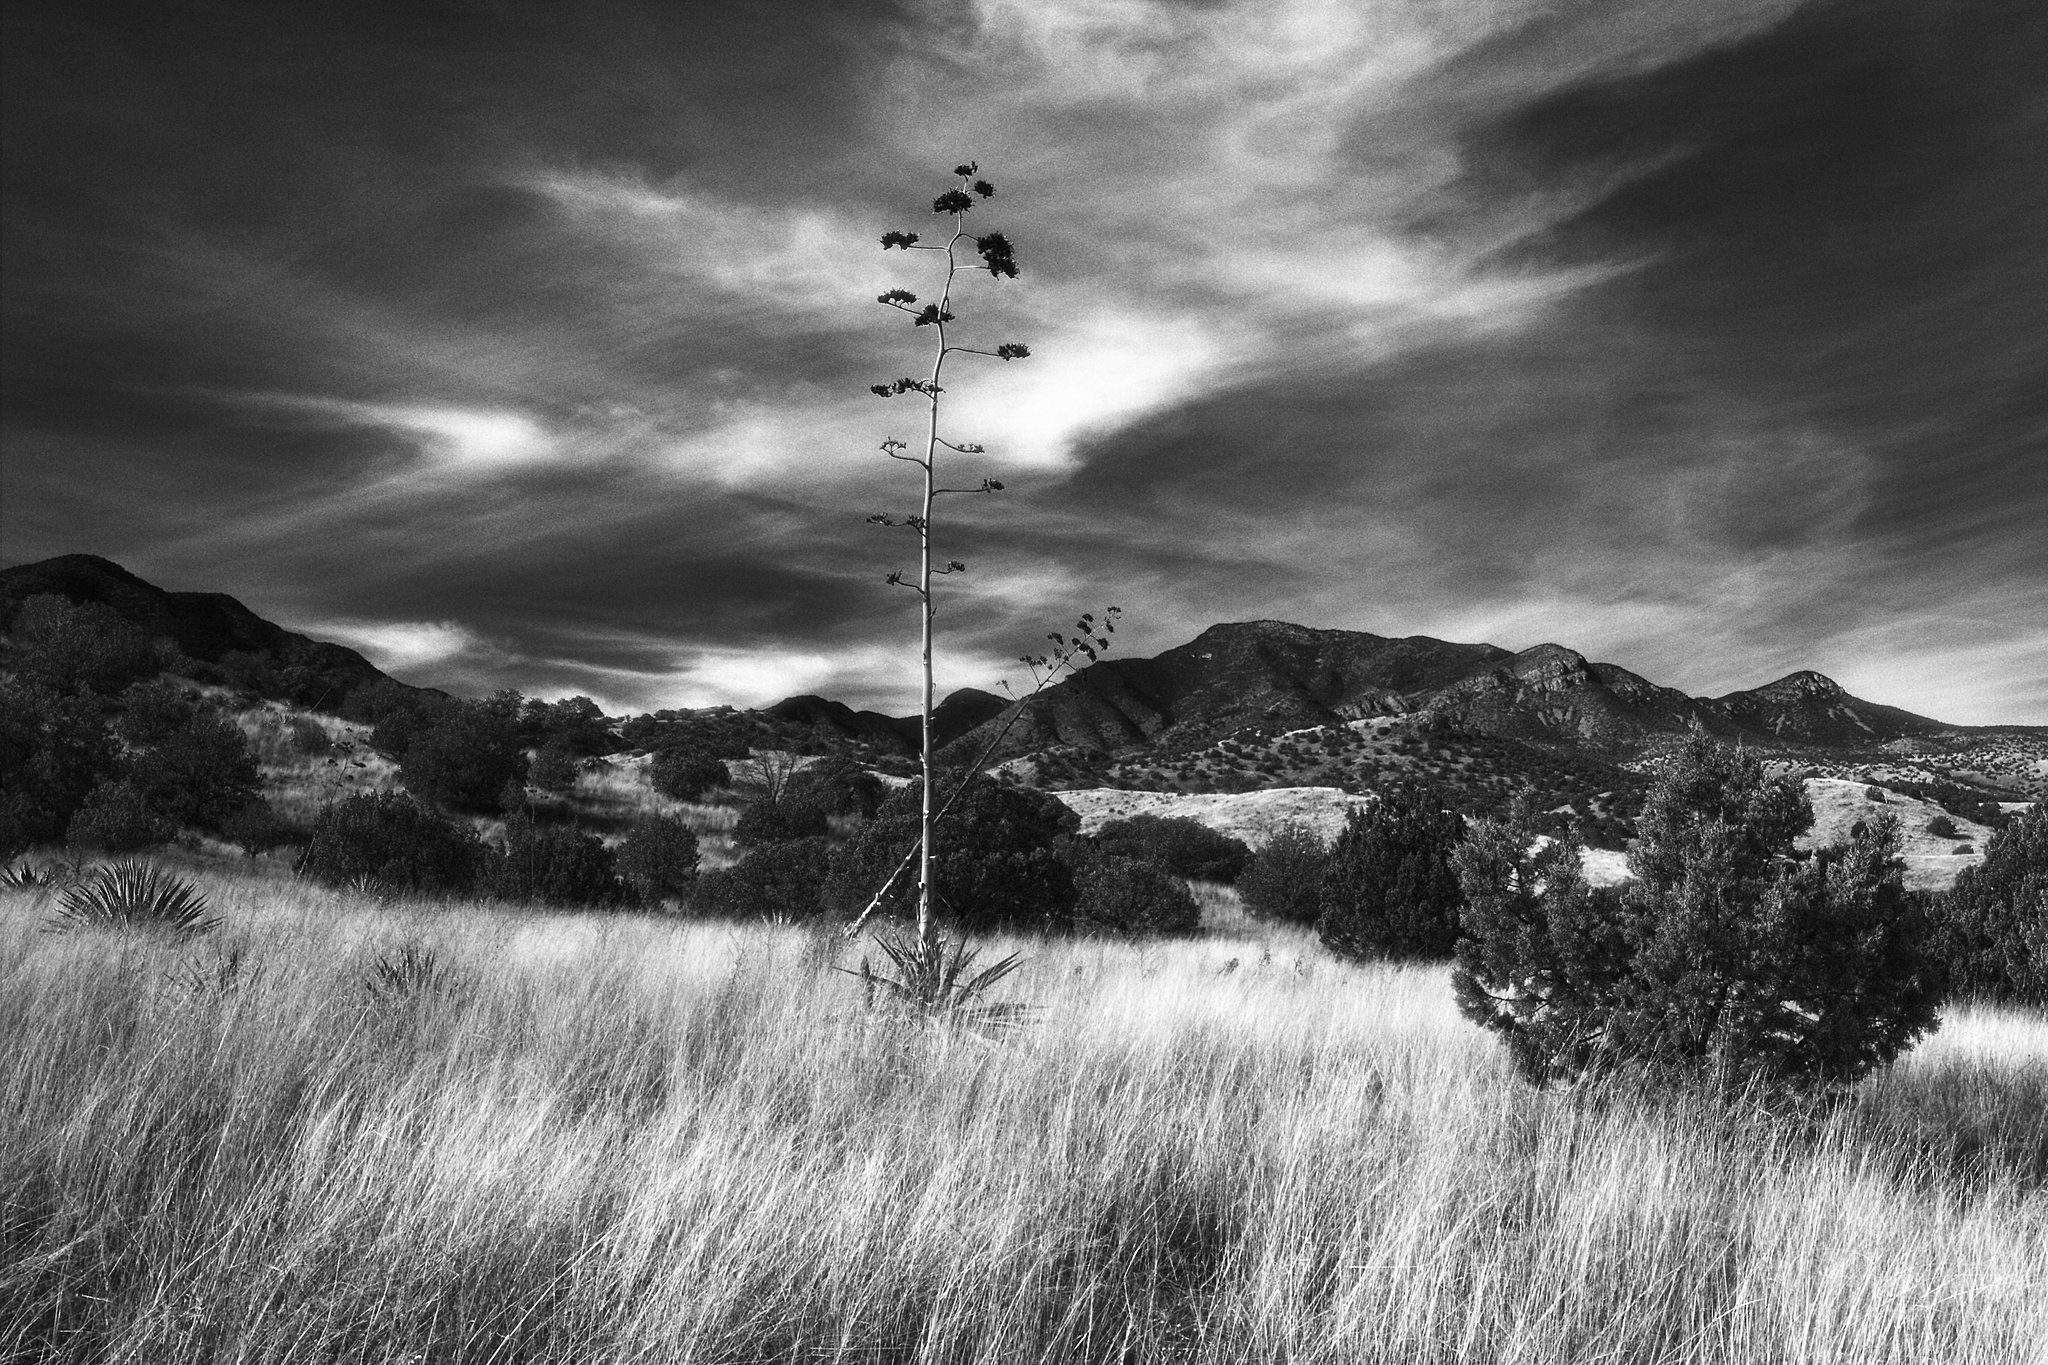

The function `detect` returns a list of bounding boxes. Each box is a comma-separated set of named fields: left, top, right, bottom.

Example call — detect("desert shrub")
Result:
left=396, top=695, right=527, bottom=813
left=692, top=837, right=834, bottom=919
left=6, top=594, right=158, bottom=696
left=65, top=779, right=174, bottom=854
left=615, top=815, right=701, bottom=905
left=117, top=682, right=261, bottom=832
left=823, top=780, right=1078, bottom=932
left=1235, top=821, right=1329, bottom=925
left=650, top=749, right=729, bottom=801
left=295, top=791, right=481, bottom=895
left=1317, top=787, right=1465, bottom=962
left=732, top=798, right=831, bottom=849
left=1930, top=803, right=2047, bottom=1003
left=528, top=743, right=581, bottom=793
left=523, top=695, right=616, bottom=756
left=48, top=860, right=217, bottom=938
left=1454, top=742, right=1944, bottom=1091
left=788, top=756, right=885, bottom=817
left=0, top=678, right=120, bottom=854
left=1092, top=813, right=1250, bottom=883
left=1925, top=813, right=1959, bottom=839
left=287, top=714, right=333, bottom=756
left=218, top=799, right=302, bottom=855
left=1866, top=785, right=1887, bottom=802
left=1069, top=849, right=1201, bottom=936
left=486, top=819, right=630, bottom=909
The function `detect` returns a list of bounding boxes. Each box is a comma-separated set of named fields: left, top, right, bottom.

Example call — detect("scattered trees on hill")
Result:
left=1931, top=802, right=2046, bottom=1003
left=1317, top=786, right=1465, bottom=961
left=1236, top=821, right=1330, bottom=925
left=6, top=595, right=159, bottom=697
left=1453, top=740, right=1943, bottom=1090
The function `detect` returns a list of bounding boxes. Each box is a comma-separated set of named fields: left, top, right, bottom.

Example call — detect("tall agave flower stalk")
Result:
left=867, top=162, right=1032, bottom=947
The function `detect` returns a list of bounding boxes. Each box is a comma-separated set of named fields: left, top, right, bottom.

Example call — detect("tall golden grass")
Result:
left=2, top=866, right=2042, bottom=1364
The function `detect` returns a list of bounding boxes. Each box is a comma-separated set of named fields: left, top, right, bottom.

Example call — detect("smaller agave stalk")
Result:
left=47, top=861, right=218, bottom=939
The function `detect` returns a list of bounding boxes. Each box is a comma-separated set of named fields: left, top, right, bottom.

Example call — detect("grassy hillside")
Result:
left=2, top=867, right=2042, bottom=1363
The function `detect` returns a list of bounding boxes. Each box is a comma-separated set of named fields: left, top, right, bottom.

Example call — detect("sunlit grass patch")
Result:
left=0, top=869, right=2041, bottom=1364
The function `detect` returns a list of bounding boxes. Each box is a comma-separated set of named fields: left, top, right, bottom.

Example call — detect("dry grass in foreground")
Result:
left=2, top=868, right=2043, bottom=1364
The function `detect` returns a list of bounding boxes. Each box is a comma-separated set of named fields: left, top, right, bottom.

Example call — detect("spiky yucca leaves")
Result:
left=48, top=860, right=217, bottom=938
left=1, top=858, right=85, bottom=891
left=841, top=928, right=1031, bottom=1032
left=362, top=942, right=460, bottom=1007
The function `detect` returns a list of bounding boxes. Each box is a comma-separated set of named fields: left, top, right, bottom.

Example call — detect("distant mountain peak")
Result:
left=1754, top=669, right=1846, bottom=698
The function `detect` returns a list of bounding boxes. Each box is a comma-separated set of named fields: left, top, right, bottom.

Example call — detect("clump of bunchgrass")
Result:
left=47, top=860, right=217, bottom=939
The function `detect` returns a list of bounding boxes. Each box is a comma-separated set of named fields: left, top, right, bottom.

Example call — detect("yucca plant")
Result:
left=362, top=942, right=459, bottom=1008
left=840, top=927, right=1033, bottom=1033
left=1, top=858, right=84, bottom=891
left=47, top=860, right=217, bottom=938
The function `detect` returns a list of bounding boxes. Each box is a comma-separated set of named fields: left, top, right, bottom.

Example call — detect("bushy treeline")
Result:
left=295, top=791, right=699, bottom=910
left=2, top=597, right=267, bottom=857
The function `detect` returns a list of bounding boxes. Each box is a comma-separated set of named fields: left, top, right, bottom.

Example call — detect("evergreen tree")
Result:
left=1235, top=821, right=1329, bottom=925
left=825, top=779, right=1077, bottom=932
left=1317, top=786, right=1465, bottom=961
left=1453, top=740, right=1943, bottom=1090
left=1931, top=803, right=2047, bottom=1003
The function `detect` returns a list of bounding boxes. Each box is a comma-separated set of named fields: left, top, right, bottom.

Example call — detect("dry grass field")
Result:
left=2, top=866, right=2043, bottom=1364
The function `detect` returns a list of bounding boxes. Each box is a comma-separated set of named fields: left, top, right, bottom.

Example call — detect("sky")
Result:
left=4, top=0, right=2044, bottom=724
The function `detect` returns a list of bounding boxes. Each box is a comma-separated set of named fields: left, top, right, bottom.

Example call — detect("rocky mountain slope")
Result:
left=0, top=553, right=424, bottom=709
left=945, top=619, right=1974, bottom=764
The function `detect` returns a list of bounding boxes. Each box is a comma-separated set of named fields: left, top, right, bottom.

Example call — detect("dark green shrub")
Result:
left=788, top=756, right=885, bottom=817
left=1925, top=814, right=1959, bottom=839
left=1093, top=813, right=1250, bottom=883
left=1070, top=849, right=1200, bottom=936
left=650, top=749, right=729, bottom=801
left=65, top=779, right=174, bottom=854
left=397, top=695, right=527, bottom=813
left=1317, top=787, right=1465, bottom=962
left=732, top=798, right=830, bottom=849
left=692, top=837, right=834, bottom=919
left=1930, top=803, right=2047, bottom=1003
left=528, top=743, right=580, bottom=793
left=616, top=815, right=701, bottom=905
left=6, top=595, right=158, bottom=696
left=117, top=683, right=261, bottom=832
left=218, top=799, right=302, bottom=855
left=823, top=780, right=1078, bottom=932
left=486, top=818, right=630, bottom=909
left=295, top=792, right=481, bottom=895
left=0, top=678, right=120, bottom=853
left=1454, top=742, right=1943, bottom=1091
left=1236, top=821, right=1329, bottom=925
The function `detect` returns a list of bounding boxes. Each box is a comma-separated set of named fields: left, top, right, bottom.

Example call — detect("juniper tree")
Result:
left=1317, top=784, right=1466, bottom=961
left=1453, top=740, right=1943, bottom=1090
